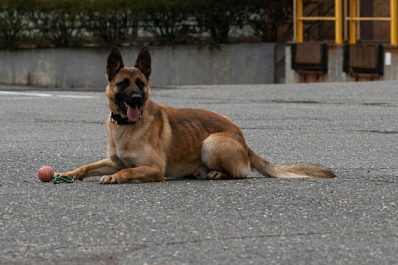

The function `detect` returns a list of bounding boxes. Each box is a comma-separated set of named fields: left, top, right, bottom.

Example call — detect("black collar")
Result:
left=110, top=112, right=137, bottom=125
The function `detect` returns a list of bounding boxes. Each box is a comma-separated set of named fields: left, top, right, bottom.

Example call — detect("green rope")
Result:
left=52, top=175, right=74, bottom=184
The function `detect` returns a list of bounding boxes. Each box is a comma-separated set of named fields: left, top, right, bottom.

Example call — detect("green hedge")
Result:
left=0, top=0, right=292, bottom=49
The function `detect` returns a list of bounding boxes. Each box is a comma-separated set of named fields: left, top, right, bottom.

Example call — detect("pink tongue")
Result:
left=127, top=104, right=140, bottom=122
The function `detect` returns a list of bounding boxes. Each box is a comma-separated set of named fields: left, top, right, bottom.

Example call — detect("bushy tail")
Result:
left=248, top=149, right=335, bottom=179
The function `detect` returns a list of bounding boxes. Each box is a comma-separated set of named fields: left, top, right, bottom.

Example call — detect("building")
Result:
left=286, top=0, right=398, bottom=83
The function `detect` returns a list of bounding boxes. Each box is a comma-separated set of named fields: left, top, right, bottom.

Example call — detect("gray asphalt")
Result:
left=0, top=81, right=397, bottom=265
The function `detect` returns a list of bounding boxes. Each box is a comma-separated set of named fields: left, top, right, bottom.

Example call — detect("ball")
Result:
left=38, top=166, right=54, bottom=182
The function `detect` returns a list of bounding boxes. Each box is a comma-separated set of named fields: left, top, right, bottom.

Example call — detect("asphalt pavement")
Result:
left=0, top=81, right=397, bottom=264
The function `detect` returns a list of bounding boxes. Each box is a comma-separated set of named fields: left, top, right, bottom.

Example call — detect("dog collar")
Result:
left=110, top=112, right=137, bottom=125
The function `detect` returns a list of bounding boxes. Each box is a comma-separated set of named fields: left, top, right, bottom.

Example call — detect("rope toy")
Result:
left=52, top=175, right=74, bottom=184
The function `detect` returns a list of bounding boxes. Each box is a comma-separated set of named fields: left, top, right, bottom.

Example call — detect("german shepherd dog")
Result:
left=56, top=47, right=335, bottom=183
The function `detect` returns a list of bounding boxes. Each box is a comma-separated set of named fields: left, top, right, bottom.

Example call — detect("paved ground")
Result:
left=0, top=81, right=397, bottom=265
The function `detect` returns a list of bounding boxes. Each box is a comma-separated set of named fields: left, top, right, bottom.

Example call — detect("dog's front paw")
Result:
left=100, top=175, right=119, bottom=184
left=54, top=172, right=84, bottom=181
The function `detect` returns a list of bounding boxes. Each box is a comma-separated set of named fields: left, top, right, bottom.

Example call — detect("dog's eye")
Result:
left=117, top=79, right=130, bottom=89
left=136, top=78, right=145, bottom=90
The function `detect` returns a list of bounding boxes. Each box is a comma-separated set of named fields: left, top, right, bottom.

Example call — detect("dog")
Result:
left=56, top=47, right=335, bottom=184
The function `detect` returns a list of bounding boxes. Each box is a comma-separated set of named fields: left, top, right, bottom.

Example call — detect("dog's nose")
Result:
left=131, top=94, right=143, bottom=104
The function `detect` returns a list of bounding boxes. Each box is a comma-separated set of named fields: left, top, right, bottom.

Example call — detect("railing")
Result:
left=294, top=0, right=343, bottom=44
left=303, top=2, right=335, bottom=41
left=293, top=0, right=398, bottom=45
left=346, top=0, right=397, bottom=45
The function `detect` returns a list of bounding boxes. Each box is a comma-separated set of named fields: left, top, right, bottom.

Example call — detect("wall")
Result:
left=0, top=43, right=275, bottom=88
left=373, top=0, right=390, bottom=41
left=383, top=46, right=398, bottom=80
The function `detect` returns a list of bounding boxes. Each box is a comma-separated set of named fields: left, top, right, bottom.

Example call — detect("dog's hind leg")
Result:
left=201, top=133, right=250, bottom=180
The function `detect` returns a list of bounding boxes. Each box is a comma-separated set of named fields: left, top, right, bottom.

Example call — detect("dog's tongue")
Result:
left=127, top=104, right=140, bottom=122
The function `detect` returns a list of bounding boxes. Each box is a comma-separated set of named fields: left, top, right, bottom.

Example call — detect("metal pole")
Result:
left=344, top=0, right=348, bottom=41
left=297, top=0, right=303, bottom=43
left=391, top=0, right=397, bottom=45
left=335, top=0, right=343, bottom=44
left=357, top=0, right=360, bottom=41
left=350, top=0, right=356, bottom=44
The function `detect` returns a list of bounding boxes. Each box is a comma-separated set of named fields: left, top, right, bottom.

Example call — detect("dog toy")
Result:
left=52, top=175, right=74, bottom=184
left=38, top=166, right=54, bottom=182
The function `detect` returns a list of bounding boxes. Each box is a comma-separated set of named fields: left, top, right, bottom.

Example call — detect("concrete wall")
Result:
left=286, top=44, right=398, bottom=83
left=383, top=46, right=398, bottom=80
left=0, top=43, right=275, bottom=88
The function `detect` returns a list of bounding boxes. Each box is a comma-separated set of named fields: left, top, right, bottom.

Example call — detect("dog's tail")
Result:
left=248, top=148, right=335, bottom=179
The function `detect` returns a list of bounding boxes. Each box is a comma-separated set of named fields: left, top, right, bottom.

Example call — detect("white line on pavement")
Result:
left=0, top=91, right=99, bottom=99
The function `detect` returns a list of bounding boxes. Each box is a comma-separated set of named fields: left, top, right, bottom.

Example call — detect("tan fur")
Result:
left=56, top=47, right=335, bottom=184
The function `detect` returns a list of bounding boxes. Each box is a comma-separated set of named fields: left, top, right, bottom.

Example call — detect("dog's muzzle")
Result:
left=130, top=94, right=143, bottom=105
left=123, top=93, right=144, bottom=123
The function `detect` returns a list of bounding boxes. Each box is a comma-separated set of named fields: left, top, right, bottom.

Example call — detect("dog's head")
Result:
left=105, top=47, right=152, bottom=123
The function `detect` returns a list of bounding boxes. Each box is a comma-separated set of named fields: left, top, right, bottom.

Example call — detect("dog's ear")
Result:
left=106, top=47, right=124, bottom=81
left=134, top=47, right=151, bottom=80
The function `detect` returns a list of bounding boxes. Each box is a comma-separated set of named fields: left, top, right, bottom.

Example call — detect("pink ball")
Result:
left=38, top=166, right=54, bottom=182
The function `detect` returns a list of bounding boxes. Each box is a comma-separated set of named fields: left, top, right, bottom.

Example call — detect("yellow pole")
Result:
left=391, top=0, right=398, bottom=45
left=335, top=0, right=343, bottom=44
left=349, top=0, right=356, bottom=44
left=344, top=0, right=348, bottom=41
left=357, top=0, right=360, bottom=41
left=297, top=0, right=303, bottom=43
